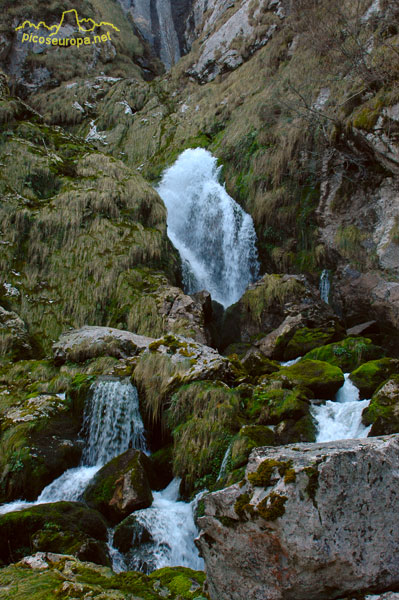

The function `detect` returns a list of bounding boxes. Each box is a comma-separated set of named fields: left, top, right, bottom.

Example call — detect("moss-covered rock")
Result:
left=167, top=381, right=241, bottom=496
left=304, top=337, right=384, bottom=372
left=113, top=514, right=153, bottom=554
left=84, top=449, right=153, bottom=524
left=275, top=415, right=316, bottom=444
left=0, top=553, right=209, bottom=599
left=275, top=360, right=345, bottom=399
left=241, top=351, right=280, bottom=378
left=350, top=358, right=399, bottom=398
left=362, top=375, right=399, bottom=435
left=276, top=326, right=343, bottom=361
left=0, top=502, right=109, bottom=566
left=230, top=425, right=276, bottom=470
left=0, top=392, right=82, bottom=503
left=247, top=386, right=311, bottom=424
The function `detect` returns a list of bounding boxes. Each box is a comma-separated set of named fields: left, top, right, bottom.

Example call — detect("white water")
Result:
left=312, top=374, right=371, bottom=442
left=157, top=148, right=259, bottom=308
left=319, top=269, right=330, bottom=304
left=0, top=379, right=146, bottom=514
left=217, top=444, right=231, bottom=481
left=120, top=478, right=204, bottom=573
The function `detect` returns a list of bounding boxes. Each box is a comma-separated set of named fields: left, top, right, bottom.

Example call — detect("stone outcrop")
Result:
left=53, top=326, right=154, bottom=364
left=223, top=274, right=344, bottom=359
left=0, top=306, right=32, bottom=360
left=197, top=436, right=399, bottom=600
left=84, top=449, right=154, bottom=524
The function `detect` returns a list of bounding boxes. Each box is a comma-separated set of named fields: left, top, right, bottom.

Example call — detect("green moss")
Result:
left=352, top=99, right=383, bottom=131
left=276, top=326, right=343, bottom=362
left=304, top=337, right=383, bottom=372
left=248, top=458, right=293, bottom=487
left=350, top=358, right=399, bottom=398
left=257, top=492, right=287, bottom=521
left=284, top=468, right=296, bottom=483
left=304, top=464, right=319, bottom=507
left=248, top=386, right=310, bottom=424
left=234, top=492, right=255, bottom=519
left=276, top=360, right=345, bottom=399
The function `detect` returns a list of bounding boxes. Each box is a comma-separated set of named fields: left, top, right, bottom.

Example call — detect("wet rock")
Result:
left=113, top=514, right=153, bottom=553
left=350, top=357, right=399, bottom=398
left=274, top=359, right=345, bottom=399
left=362, top=375, right=399, bottom=435
left=157, top=286, right=213, bottom=344
left=0, top=501, right=110, bottom=567
left=223, top=274, right=344, bottom=359
left=84, top=449, right=153, bottom=525
left=53, top=326, right=154, bottom=365
left=197, top=436, right=399, bottom=600
left=0, top=306, right=32, bottom=360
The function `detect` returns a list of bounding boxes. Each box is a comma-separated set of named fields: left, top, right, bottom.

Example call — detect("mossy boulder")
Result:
left=362, top=375, right=399, bottom=435
left=350, top=358, right=399, bottom=398
left=113, top=514, right=153, bottom=554
left=275, top=415, right=317, bottom=444
left=304, top=337, right=384, bottom=372
left=230, top=425, right=276, bottom=470
left=241, top=350, right=280, bottom=378
left=275, top=360, right=345, bottom=399
left=272, top=324, right=345, bottom=362
left=0, top=306, right=33, bottom=361
left=0, top=553, right=209, bottom=599
left=247, top=386, right=311, bottom=424
left=84, top=449, right=153, bottom=524
left=166, top=381, right=241, bottom=496
left=0, top=393, right=82, bottom=503
left=0, top=501, right=109, bottom=566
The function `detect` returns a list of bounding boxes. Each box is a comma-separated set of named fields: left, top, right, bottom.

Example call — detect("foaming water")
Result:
left=157, top=148, right=259, bottom=308
left=0, top=379, right=146, bottom=514
left=312, top=374, right=371, bottom=442
left=119, top=478, right=204, bottom=573
left=82, top=378, right=146, bottom=465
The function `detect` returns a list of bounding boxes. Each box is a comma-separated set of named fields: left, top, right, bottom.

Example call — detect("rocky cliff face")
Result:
left=197, top=436, right=399, bottom=600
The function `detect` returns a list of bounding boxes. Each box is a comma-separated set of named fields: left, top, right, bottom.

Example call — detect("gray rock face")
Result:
left=0, top=305, right=32, bottom=359
left=53, top=325, right=154, bottom=364
left=197, top=436, right=399, bottom=600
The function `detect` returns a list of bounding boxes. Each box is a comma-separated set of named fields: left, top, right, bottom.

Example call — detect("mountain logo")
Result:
left=15, top=9, right=120, bottom=48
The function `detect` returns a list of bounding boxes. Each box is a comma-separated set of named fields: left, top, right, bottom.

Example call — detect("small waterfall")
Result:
left=217, top=444, right=231, bottom=481
left=0, top=379, right=146, bottom=514
left=312, top=374, right=371, bottom=442
left=157, top=148, right=259, bottom=308
left=319, top=269, right=330, bottom=304
left=119, top=478, right=204, bottom=573
left=82, top=378, right=146, bottom=466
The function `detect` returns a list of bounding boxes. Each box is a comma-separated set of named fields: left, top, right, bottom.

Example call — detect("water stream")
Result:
left=312, top=374, right=371, bottom=442
left=319, top=269, right=330, bottom=304
left=157, top=148, right=259, bottom=308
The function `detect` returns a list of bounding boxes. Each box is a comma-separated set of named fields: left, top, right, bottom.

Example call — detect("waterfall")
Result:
left=119, top=478, right=204, bottom=573
left=157, top=148, right=259, bottom=308
left=82, top=378, right=146, bottom=466
left=0, top=378, right=146, bottom=514
left=217, top=444, right=231, bottom=481
left=319, top=269, right=330, bottom=304
left=311, top=374, right=371, bottom=442
left=156, top=0, right=180, bottom=68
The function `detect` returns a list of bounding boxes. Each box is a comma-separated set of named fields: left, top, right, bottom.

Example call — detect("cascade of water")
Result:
left=82, top=378, right=147, bottom=466
left=157, top=148, right=259, bottom=308
left=311, top=374, right=371, bottom=442
left=319, top=269, right=331, bottom=304
left=217, top=444, right=231, bottom=481
left=118, top=478, right=204, bottom=574
left=0, top=379, right=146, bottom=514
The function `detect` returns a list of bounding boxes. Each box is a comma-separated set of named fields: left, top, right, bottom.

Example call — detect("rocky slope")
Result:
left=0, top=0, right=399, bottom=598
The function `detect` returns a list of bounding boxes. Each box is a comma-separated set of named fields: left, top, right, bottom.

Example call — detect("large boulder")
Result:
left=53, top=326, right=154, bottom=365
left=304, top=336, right=384, bottom=372
left=350, top=358, right=399, bottom=398
left=274, top=359, right=345, bottom=399
left=0, top=393, right=82, bottom=503
left=363, top=375, right=399, bottom=435
left=197, top=436, right=399, bottom=600
left=0, top=306, right=32, bottom=360
left=0, top=501, right=110, bottom=566
left=223, top=274, right=344, bottom=359
left=84, top=449, right=153, bottom=524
